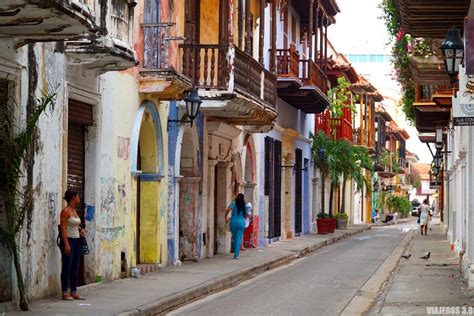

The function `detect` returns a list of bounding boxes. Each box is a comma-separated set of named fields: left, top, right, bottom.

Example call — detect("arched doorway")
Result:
left=178, top=126, right=200, bottom=261
left=131, top=101, right=164, bottom=264
left=243, top=136, right=257, bottom=247
left=243, top=136, right=256, bottom=205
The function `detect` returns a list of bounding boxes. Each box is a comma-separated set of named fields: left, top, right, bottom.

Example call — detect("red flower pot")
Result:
left=328, top=218, right=336, bottom=233
left=316, top=219, right=330, bottom=234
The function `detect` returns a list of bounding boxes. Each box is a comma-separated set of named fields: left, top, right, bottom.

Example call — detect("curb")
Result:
left=118, top=226, right=370, bottom=316
left=340, top=229, right=416, bottom=316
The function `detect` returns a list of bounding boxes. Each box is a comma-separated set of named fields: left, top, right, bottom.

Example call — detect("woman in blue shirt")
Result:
left=226, top=193, right=248, bottom=259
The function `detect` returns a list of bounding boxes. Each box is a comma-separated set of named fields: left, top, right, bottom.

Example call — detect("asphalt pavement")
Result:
left=169, top=224, right=413, bottom=316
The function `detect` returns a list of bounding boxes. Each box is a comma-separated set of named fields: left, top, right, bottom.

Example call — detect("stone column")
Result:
left=215, top=162, right=233, bottom=254
left=311, top=171, right=320, bottom=234
left=206, top=159, right=218, bottom=257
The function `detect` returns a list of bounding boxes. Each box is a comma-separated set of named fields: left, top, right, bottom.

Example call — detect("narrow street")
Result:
left=170, top=223, right=416, bottom=316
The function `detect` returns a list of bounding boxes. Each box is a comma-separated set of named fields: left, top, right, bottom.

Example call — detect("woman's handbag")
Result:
left=80, top=236, right=90, bottom=256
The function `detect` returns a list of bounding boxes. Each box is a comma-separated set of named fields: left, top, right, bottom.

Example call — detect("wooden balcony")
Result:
left=413, top=83, right=453, bottom=133
left=396, top=0, right=469, bottom=38
left=315, top=112, right=352, bottom=142
left=65, top=0, right=138, bottom=73
left=274, top=48, right=330, bottom=113
left=352, top=128, right=376, bottom=153
left=138, top=22, right=193, bottom=98
left=0, top=0, right=98, bottom=44
left=177, top=44, right=277, bottom=127
left=415, top=84, right=452, bottom=103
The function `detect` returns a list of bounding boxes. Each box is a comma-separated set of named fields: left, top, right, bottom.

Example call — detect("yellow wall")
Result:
left=140, top=181, right=160, bottom=263
left=200, top=0, right=220, bottom=44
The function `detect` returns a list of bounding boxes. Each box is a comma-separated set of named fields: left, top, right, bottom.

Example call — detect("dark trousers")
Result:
left=60, top=238, right=81, bottom=293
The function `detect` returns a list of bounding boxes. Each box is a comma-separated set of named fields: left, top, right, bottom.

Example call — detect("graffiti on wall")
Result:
left=117, top=137, right=130, bottom=160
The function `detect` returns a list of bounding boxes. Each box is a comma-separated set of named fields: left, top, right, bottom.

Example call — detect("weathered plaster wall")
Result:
left=0, top=42, right=69, bottom=301
left=99, top=73, right=169, bottom=279
left=200, top=0, right=220, bottom=44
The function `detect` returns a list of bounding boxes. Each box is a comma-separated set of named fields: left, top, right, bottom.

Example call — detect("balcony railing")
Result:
left=274, top=48, right=328, bottom=95
left=416, top=84, right=452, bottom=102
left=353, top=128, right=376, bottom=149
left=275, top=48, right=299, bottom=77
left=315, top=113, right=352, bottom=142
left=300, top=59, right=328, bottom=94
left=179, top=44, right=276, bottom=108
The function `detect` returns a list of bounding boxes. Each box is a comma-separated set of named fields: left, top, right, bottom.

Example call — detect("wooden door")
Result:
left=264, top=137, right=274, bottom=238
left=273, top=140, right=282, bottom=238
left=67, top=99, right=92, bottom=286
left=295, top=149, right=302, bottom=234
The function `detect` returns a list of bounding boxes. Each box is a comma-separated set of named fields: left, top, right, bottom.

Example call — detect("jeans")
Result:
left=60, top=238, right=81, bottom=293
left=230, top=219, right=245, bottom=258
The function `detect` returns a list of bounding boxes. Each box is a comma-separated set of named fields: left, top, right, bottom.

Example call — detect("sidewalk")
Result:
left=4, top=226, right=369, bottom=315
left=371, top=218, right=474, bottom=315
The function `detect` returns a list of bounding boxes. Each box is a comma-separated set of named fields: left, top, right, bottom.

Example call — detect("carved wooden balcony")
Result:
left=0, top=0, right=98, bottom=44
left=274, top=48, right=329, bottom=113
left=315, top=112, right=352, bottom=142
left=352, top=128, right=376, bottom=154
left=413, top=83, right=453, bottom=133
left=65, top=0, right=138, bottom=73
left=178, top=44, right=277, bottom=127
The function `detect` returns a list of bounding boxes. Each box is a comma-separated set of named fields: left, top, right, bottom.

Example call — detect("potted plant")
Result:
left=336, top=212, right=348, bottom=229
left=316, top=212, right=330, bottom=235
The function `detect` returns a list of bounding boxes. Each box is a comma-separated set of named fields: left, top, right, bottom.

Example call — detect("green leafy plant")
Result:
left=0, top=89, right=56, bottom=310
left=386, top=195, right=411, bottom=217
left=317, top=212, right=330, bottom=219
left=335, top=212, right=348, bottom=219
left=312, top=131, right=373, bottom=216
left=327, top=77, right=355, bottom=119
left=379, top=0, right=419, bottom=125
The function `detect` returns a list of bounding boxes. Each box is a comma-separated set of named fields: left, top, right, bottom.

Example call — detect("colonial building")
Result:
left=0, top=0, right=138, bottom=302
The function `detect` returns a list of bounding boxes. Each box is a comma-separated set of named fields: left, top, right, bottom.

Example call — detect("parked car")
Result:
left=411, top=200, right=421, bottom=217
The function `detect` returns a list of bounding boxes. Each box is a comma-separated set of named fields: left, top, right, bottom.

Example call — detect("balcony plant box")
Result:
left=316, top=213, right=331, bottom=235
left=336, top=212, right=348, bottom=230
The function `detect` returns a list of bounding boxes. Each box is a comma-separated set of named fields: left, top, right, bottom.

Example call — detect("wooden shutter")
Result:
left=67, top=99, right=92, bottom=216
left=68, top=99, right=93, bottom=125
left=264, top=137, right=273, bottom=195
left=273, top=140, right=282, bottom=238
left=295, top=148, right=302, bottom=234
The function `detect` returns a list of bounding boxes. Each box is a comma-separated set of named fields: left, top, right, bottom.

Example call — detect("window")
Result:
left=358, top=55, right=368, bottom=62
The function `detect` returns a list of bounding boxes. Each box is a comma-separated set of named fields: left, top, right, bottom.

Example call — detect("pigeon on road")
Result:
left=420, top=252, right=431, bottom=260
left=401, top=254, right=411, bottom=259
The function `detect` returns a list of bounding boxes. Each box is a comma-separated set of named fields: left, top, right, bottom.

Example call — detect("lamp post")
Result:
left=167, top=88, right=202, bottom=130
left=318, top=147, right=326, bottom=214
left=440, top=27, right=464, bottom=83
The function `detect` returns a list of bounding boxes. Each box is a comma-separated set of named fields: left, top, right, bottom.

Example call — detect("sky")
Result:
left=328, top=0, right=432, bottom=163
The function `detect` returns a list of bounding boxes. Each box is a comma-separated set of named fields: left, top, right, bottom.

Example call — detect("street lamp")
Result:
left=433, top=150, right=442, bottom=169
left=435, top=128, right=443, bottom=150
left=167, top=88, right=202, bottom=130
left=440, top=27, right=464, bottom=81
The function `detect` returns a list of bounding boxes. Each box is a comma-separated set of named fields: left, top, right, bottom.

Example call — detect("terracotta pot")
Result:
left=328, top=218, right=336, bottom=233
left=316, top=219, right=330, bottom=234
